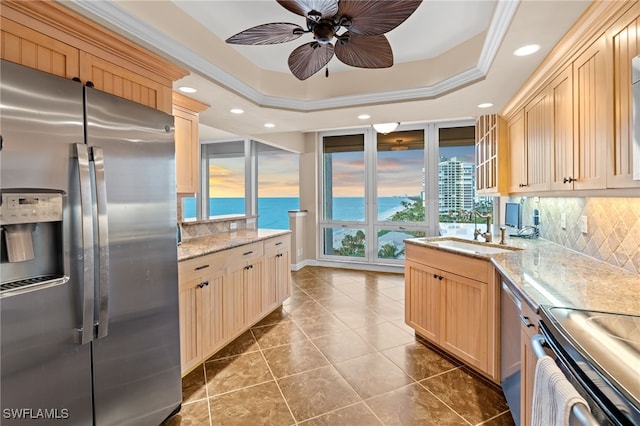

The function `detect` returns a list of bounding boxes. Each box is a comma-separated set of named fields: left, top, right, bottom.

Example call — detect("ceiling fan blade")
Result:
left=226, top=23, right=305, bottom=45
left=288, top=42, right=334, bottom=80
left=335, top=33, right=392, bottom=68
left=277, top=0, right=338, bottom=19
left=337, top=0, right=422, bottom=36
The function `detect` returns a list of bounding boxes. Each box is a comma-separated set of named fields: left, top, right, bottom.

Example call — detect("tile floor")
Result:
left=164, top=266, right=515, bottom=426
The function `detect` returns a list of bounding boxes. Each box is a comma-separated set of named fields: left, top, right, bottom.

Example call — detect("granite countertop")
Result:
left=178, top=229, right=290, bottom=262
left=405, top=237, right=640, bottom=316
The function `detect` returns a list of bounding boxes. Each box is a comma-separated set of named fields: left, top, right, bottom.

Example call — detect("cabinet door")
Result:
left=200, top=272, right=225, bottom=360
left=225, top=265, right=246, bottom=337
left=1, top=17, right=79, bottom=79
left=405, top=260, right=440, bottom=342
left=524, top=91, right=552, bottom=192
left=439, top=271, right=488, bottom=372
left=276, top=249, right=291, bottom=302
left=609, top=4, right=640, bottom=189
left=178, top=275, right=202, bottom=374
left=263, top=251, right=280, bottom=313
left=79, top=52, right=171, bottom=113
left=520, top=304, right=539, bottom=426
left=173, top=93, right=208, bottom=195
left=173, top=107, right=199, bottom=194
left=550, top=65, right=575, bottom=190
left=264, top=242, right=292, bottom=310
left=508, top=110, right=527, bottom=193
left=245, top=259, right=264, bottom=326
left=573, top=36, right=608, bottom=190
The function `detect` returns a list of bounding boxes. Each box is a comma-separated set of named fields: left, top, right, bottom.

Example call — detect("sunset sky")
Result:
left=208, top=145, right=474, bottom=198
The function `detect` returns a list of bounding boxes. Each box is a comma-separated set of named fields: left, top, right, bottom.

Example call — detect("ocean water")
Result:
left=183, top=196, right=413, bottom=229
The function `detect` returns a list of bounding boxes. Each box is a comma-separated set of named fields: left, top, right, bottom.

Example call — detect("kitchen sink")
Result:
left=415, top=238, right=522, bottom=255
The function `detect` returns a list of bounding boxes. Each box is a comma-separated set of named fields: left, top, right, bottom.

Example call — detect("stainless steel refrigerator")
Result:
left=0, top=60, right=181, bottom=425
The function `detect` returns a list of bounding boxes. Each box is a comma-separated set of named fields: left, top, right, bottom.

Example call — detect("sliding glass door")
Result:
left=320, top=132, right=368, bottom=260
left=374, top=129, right=427, bottom=261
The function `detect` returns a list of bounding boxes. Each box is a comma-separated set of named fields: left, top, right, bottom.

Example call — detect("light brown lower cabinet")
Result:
left=178, top=253, right=227, bottom=374
left=519, top=302, right=540, bottom=426
left=178, top=234, right=291, bottom=376
left=405, top=243, right=499, bottom=382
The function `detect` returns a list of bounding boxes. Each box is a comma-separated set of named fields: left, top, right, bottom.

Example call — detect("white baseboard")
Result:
left=291, top=259, right=403, bottom=274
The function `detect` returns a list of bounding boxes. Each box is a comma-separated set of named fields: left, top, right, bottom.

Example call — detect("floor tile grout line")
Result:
left=200, top=363, right=213, bottom=426
left=287, top=313, right=372, bottom=423
left=251, top=327, right=300, bottom=426
left=415, top=377, right=476, bottom=426
left=475, top=409, right=513, bottom=425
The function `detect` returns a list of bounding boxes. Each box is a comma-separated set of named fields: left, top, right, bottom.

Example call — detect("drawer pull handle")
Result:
left=275, top=242, right=283, bottom=246
left=197, top=281, right=209, bottom=289
left=432, top=274, right=443, bottom=280
left=243, top=251, right=253, bottom=256
left=194, top=264, right=210, bottom=271
left=519, top=314, right=535, bottom=328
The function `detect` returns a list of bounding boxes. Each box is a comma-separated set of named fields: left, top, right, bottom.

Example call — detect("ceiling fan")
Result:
left=225, top=0, right=422, bottom=80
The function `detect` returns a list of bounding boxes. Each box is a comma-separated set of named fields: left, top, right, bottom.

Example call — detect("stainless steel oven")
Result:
left=537, top=306, right=640, bottom=426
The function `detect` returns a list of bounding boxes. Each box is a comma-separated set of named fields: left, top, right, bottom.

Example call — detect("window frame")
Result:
left=318, top=119, right=476, bottom=266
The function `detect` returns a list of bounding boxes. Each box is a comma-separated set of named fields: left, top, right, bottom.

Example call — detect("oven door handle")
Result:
left=531, top=334, right=600, bottom=426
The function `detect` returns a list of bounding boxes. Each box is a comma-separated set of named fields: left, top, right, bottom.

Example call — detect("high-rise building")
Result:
left=438, top=157, right=475, bottom=213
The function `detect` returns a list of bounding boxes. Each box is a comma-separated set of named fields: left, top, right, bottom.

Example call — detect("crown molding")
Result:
left=68, top=0, right=518, bottom=112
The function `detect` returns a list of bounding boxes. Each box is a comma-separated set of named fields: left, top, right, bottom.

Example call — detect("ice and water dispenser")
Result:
left=0, top=191, right=65, bottom=295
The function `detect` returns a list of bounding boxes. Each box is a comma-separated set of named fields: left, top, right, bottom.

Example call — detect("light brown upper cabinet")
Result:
left=172, top=93, right=209, bottom=194
left=507, top=90, right=555, bottom=193
left=475, top=115, right=509, bottom=195
left=550, top=65, right=575, bottom=190
left=609, top=3, right=640, bottom=189
left=521, top=90, right=553, bottom=192
left=502, top=1, right=639, bottom=195
left=508, top=110, right=526, bottom=193
left=0, top=1, right=187, bottom=114
left=572, top=36, right=608, bottom=190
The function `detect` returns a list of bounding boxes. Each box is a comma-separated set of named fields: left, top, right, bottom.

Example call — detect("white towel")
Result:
left=531, top=355, right=591, bottom=426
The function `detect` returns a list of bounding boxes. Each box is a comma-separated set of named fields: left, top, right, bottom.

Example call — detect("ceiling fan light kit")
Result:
left=373, top=122, right=400, bottom=134
left=225, top=0, right=423, bottom=80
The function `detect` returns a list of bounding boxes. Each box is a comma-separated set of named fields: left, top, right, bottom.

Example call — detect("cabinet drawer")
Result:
left=406, top=243, right=489, bottom=283
left=179, top=251, right=226, bottom=283
left=225, top=242, right=264, bottom=265
left=264, top=234, right=290, bottom=252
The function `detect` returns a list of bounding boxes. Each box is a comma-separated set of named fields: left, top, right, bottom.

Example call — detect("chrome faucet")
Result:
left=472, top=210, right=492, bottom=243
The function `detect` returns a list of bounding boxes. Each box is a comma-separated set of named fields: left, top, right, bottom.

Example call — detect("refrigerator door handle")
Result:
left=75, top=143, right=95, bottom=345
left=92, top=146, right=111, bottom=339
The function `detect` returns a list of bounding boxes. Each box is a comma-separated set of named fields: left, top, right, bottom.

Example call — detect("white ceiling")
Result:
left=66, top=0, right=591, bottom=145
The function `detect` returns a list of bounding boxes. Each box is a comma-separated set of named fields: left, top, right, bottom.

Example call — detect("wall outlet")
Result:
left=230, top=222, right=237, bottom=230
left=561, top=213, right=567, bottom=229
left=580, top=215, right=588, bottom=234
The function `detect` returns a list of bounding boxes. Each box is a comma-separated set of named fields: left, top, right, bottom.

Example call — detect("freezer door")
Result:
left=0, top=60, right=93, bottom=425
left=84, top=88, right=181, bottom=425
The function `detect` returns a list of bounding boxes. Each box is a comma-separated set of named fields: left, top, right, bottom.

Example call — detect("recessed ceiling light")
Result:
left=230, top=108, right=244, bottom=114
left=358, top=114, right=371, bottom=120
left=478, top=103, right=493, bottom=108
left=513, top=44, right=541, bottom=57
left=178, top=86, right=197, bottom=93
left=264, top=123, right=275, bottom=128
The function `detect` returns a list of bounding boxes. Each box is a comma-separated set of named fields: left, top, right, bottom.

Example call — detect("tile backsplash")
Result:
left=180, top=216, right=257, bottom=241
left=518, top=197, right=640, bottom=274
